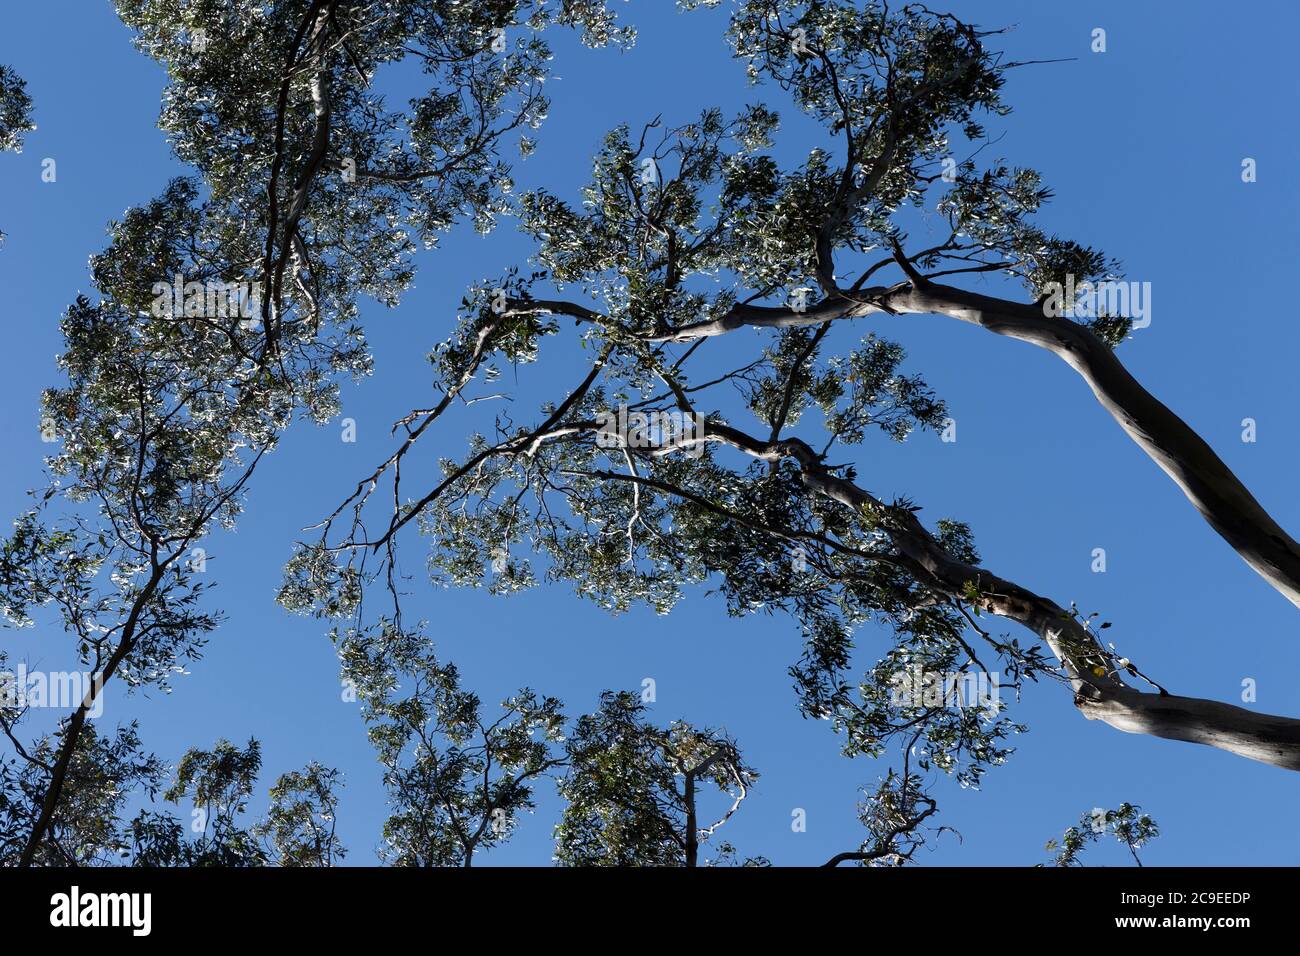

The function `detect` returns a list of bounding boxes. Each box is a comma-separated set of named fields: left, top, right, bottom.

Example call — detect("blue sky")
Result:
left=2, top=0, right=1299, bottom=866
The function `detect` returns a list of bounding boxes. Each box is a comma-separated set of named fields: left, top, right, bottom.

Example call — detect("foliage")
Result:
left=0, top=1, right=1165, bottom=868
left=336, top=621, right=565, bottom=866
left=556, top=691, right=756, bottom=866
left=255, top=763, right=347, bottom=867
left=1043, top=803, right=1160, bottom=867
left=0, top=64, right=34, bottom=154
left=0, top=721, right=164, bottom=866
left=292, top=2, right=1100, bottom=860
left=0, top=0, right=630, bottom=866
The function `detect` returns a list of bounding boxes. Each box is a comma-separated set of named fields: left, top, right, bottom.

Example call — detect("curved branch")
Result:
left=886, top=279, right=1300, bottom=611
left=578, top=420, right=1300, bottom=772
left=650, top=277, right=1300, bottom=611
left=336, top=381, right=1300, bottom=770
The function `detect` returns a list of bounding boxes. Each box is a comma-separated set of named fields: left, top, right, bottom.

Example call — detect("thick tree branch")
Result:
left=885, top=279, right=1300, bottom=612
left=568, top=418, right=1300, bottom=772
left=650, top=276, right=1300, bottom=611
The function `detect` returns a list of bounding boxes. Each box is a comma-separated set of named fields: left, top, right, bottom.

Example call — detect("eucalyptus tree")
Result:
left=1, top=0, right=629, bottom=865
left=148, top=738, right=268, bottom=867
left=128, top=738, right=346, bottom=867
left=0, top=64, right=33, bottom=157
left=0, top=63, right=34, bottom=242
left=0, top=716, right=165, bottom=866
left=291, top=0, right=1300, bottom=873
left=1042, top=803, right=1159, bottom=868
left=255, top=762, right=347, bottom=866
left=1, top=0, right=1266, bottom=868
left=328, top=613, right=760, bottom=866
left=556, top=691, right=757, bottom=867
left=335, top=620, right=567, bottom=866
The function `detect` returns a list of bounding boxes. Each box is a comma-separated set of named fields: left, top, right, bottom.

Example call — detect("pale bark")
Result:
left=442, top=300, right=1300, bottom=769
left=888, top=280, right=1300, bottom=612
left=653, top=280, right=1300, bottom=611
left=688, top=422, right=1300, bottom=772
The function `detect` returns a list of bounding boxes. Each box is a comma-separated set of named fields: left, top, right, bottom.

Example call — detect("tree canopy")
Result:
left=1, top=0, right=1290, bottom=868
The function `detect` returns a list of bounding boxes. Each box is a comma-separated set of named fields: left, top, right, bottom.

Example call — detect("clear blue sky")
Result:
left=2, top=0, right=1298, bottom=866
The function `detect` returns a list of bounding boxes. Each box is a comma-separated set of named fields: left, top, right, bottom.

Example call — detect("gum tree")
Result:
left=335, top=621, right=567, bottom=867
left=332, top=619, right=760, bottom=866
left=0, top=0, right=630, bottom=866
left=1042, top=803, right=1159, bottom=868
left=556, top=691, right=758, bottom=867
left=0, top=64, right=34, bottom=155
left=293, top=1, right=1300, bottom=875
left=129, top=739, right=346, bottom=867
left=255, top=762, right=347, bottom=867
left=3, top=0, right=1267, bottom=867
left=0, top=63, right=34, bottom=242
